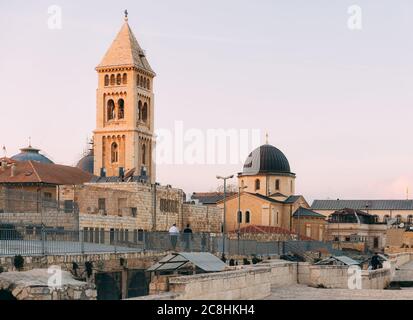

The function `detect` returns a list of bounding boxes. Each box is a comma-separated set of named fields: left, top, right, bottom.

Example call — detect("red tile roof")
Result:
left=0, top=161, right=94, bottom=185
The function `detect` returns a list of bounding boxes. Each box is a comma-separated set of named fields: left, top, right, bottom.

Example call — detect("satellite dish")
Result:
left=399, top=223, right=405, bottom=228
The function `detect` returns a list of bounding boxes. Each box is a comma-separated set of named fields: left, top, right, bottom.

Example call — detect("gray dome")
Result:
left=76, top=150, right=94, bottom=174
left=11, top=146, right=54, bottom=164
left=242, top=144, right=293, bottom=176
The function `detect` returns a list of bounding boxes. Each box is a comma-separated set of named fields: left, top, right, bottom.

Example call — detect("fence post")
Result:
left=114, top=231, right=117, bottom=254
left=41, top=227, right=46, bottom=256
left=80, top=230, right=84, bottom=254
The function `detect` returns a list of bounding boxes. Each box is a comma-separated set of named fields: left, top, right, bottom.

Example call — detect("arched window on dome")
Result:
left=111, top=142, right=118, bottom=163
left=107, top=100, right=115, bottom=121
left=122, top=73, right=127, bottom=84
left=110, top=74, right=115, bottom=86
left=245, top=211, right=251, bottom=224
left=116, top=74, right=122, bottom=85
left=138, top=101, right=142, bottom=120
left=384, top=215, right=390, bottom=223
left=118, top=99, right=125, bottom=119
left=142, top=103, right=148, bottom=122
left=255, top=179, right=260, bottom=191
left=241, top=180, right=244, bottom=188
left=142, top=144, right=146, bottom=165
left=104, top=75, right=109, bottom=86
left=237, top=211, right=242, bottom=224
left=275, top=179, right=280, bottom=191
left=396, top=215, right=402, bottom=224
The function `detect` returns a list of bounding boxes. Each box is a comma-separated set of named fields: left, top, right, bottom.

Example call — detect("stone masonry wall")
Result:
left=0, top=211, right=78, bottom=230
left=59, top=182, right=222, bottom=233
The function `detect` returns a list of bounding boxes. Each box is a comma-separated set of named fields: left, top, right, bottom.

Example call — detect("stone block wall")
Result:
left=169, top=267, right=272, bottom=300
left=0, top=210, right=78, bottom=230
left=182, top=204, right=222, bottom=233
left=297, top=264, right=392, bottom=290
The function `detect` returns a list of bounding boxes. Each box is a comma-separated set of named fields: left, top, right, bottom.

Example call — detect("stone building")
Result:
left=292, top=207, right=327, bottom=241
left=311, top=199, right=413, bottom=225
left=217, top=143, right=312, bottom=234
left=59, top=181, right=222, bottom=234
left=326, top=208, right=387, bottom=252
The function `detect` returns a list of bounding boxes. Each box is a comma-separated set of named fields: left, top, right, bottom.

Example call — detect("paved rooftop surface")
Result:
left=266, top=284, right=413, bottom=300
left=0, top=240, right=142, bottom=256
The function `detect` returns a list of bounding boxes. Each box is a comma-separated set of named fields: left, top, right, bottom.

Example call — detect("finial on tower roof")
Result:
left=265, top=132, right=269, bottom=145
left=28, top=136, right=32, bottom=147
left=124, top=9, right=128, bottom=21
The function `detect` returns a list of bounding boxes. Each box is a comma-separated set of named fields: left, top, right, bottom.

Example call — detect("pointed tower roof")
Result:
left=97, top=18, right=155, bottom=75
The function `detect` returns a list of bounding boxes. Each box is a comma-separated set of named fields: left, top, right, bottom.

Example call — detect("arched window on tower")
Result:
left=255, top=179, right=260, bottom=191
left=110, top=74, right=115, bottom=85
left=111, top=142, right=118, bottom=163
left=122, top=73, right=127, bottom=84
left=118, top=99, right=125, bottom=119
left=143, top=78, right=147, bottom=89
left=138, top=101, right=142, bottom=120
left=104, top=75, right=109, bottom=86
left=116, top=74, right=122, bottom=85
left=107, top=100, right=115, bottom=121
left=275, top=179, right=280, bottom=190
left=147, top=79, right=150, bottom=90
left=142, top=103, right=148, bottom=122
left=142, top=144, right=146, bottom=165
left=140, top=76, right=144, bottom=87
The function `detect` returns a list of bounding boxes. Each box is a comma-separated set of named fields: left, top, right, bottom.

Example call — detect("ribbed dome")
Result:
left=242, top=144, right=292, bottom=175
left=76, top=150, right=94, bottom=174
left=11, top=146, right=54, bottom=164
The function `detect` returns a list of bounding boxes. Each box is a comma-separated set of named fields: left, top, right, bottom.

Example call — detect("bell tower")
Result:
left=93, top=12, right=156, bottom=183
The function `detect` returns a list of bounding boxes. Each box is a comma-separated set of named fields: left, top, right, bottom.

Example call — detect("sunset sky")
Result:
left=1, top=0, right=413, bottom=201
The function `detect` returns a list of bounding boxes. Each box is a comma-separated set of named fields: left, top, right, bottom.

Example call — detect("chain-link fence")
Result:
left=0, top=225, right=341, bottom=258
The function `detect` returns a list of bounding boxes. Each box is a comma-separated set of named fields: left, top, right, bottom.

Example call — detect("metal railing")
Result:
left=0, top=226, right=343, bottom=258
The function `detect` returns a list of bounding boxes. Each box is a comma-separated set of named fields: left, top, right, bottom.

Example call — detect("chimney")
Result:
left=0, top=160, right=6, bottom=171
left=10, top=163, right=16, bottom=177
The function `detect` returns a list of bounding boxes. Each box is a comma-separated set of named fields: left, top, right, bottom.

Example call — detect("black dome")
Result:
left=242, top=144, right=293, bottom=176
left=76, top=150, right=94, bottom=174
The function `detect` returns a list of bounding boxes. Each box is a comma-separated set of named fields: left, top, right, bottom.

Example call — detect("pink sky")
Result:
left=1, top=1, right=413, bottom=202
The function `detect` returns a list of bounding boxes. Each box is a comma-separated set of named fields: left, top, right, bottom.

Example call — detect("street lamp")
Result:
left=217, top=174, right=234, bottom=260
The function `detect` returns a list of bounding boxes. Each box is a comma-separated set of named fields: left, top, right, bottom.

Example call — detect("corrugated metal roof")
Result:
left=311, top=200, right=413, bottom=211
left=293, top=207, right=325, bottom=218
left=147, top=252, right=226, bottom=272
left=315, top=255, right=360, bottom=266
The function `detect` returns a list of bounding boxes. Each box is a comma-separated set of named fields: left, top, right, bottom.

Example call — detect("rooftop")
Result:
left=311, top=199, right=413, bottom=211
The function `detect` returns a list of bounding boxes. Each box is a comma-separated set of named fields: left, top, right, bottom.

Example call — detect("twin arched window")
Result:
left=107, top=99, right=125, bottom=121
left=111, top=143, right=118, bottom=163
left=137, top=101, right=148, bottom=123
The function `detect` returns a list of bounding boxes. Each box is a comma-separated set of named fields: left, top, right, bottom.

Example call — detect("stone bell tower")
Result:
left=93, top=12, right=156, bottom=183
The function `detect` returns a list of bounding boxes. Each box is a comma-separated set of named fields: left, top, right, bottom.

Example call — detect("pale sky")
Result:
left=1, top=0, right=413, bottom=202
